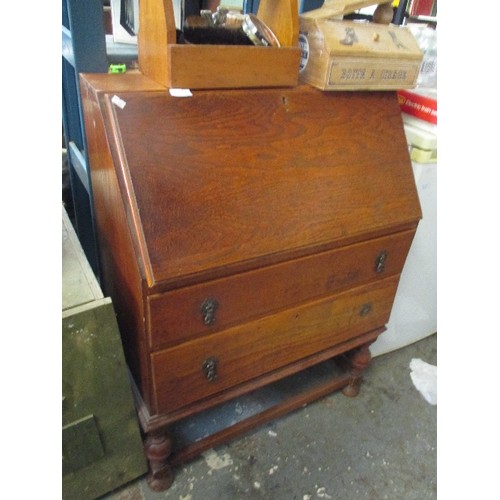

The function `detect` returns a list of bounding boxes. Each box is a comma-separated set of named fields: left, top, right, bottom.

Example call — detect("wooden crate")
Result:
left=62, top=206, right=147, bottom=498
left=298, top=16, right=423, bottom=91
left=138, top=0, right=301, bottom=89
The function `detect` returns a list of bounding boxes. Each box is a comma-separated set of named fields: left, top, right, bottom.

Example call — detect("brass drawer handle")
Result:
left=200, top=298, right=219, bottom=326
left=375, top=251, right=388, bottom=273
left=202, top=356, right=218, bottom=382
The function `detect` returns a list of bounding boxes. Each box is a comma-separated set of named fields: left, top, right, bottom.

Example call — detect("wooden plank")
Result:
left=62, top=205, right=102, bottom=311
left=138, top=0, right=176, bottom=87
left=167, top=45, right=300, bottom=89
left=80, top=71, right=166, bottom=93
left=170, top=372, right=352, bottom=466
left=62, top=298, right=148, bottom=499
left=62, top=414, right=104, bottom=474
left=257, top=0, right=299, bottom=47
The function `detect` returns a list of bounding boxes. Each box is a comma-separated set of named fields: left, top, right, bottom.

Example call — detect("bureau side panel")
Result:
left=80, top=77, right=153, bottom=410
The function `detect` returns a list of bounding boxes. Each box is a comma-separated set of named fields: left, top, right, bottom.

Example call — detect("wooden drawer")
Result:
left=151, top=275, right=400, bottom=414
left=147, top=231, right=415, bottom=350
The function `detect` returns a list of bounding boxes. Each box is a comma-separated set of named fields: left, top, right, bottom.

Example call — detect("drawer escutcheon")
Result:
left=202, top=356, right=218, bottom=382
left=200, top=298, right=219, bottom=326
left=375, top=251, right=388, bottom=273
left=359, top=303, right=373, bottom=316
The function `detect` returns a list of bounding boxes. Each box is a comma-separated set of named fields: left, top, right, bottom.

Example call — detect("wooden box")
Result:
left=138, top=0, right=301, bottom=89
left=80, top=72, right=421, bottom=491
left=298, top=17, right=423, bottom=90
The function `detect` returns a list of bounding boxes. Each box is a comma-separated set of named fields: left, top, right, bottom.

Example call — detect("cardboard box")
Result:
left=298, top=18, right=423, bottom=90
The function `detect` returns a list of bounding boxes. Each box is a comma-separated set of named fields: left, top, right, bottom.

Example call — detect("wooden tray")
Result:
left=138, top=0, right=301, bottom=89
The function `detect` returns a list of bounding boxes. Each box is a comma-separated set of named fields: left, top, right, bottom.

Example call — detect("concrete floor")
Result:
left=102, top=334, right=437, bottom=500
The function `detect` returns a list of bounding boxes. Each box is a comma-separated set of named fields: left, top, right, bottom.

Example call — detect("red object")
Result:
left=409, top=0, right=435, bottom=17
left=397, top=89, right=437, bottom=124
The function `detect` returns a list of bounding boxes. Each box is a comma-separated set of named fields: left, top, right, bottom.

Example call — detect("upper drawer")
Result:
left=147, top=230, right=415, bottom=350
left=151, top=274, right=400, bottom=415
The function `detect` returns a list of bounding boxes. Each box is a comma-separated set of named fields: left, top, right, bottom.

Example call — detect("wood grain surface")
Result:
left=104, top=87, right=420, bottom=287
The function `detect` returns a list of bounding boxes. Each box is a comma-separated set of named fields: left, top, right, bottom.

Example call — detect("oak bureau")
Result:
left=80, top=72, right=421, bottom=491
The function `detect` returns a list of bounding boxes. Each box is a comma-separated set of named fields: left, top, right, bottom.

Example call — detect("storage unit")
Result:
left=62, top=0, right=138, bottom=278
left=80, top=72, right=421, bottom=491
left=62, top=0, right=109, bottom=275
left=62, top=205, right=147, bottom=499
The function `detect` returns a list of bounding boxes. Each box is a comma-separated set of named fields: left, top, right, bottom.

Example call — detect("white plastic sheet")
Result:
left=410, top=358, right=437, bottom=405
left=371, top=161, right=437, bottom=357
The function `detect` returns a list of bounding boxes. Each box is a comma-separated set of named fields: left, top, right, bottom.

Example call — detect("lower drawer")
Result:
left=151, top=275, right=400, bottom=414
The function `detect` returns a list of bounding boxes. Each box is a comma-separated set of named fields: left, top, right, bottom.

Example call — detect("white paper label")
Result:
left=111, top=95, right=127, bottom=109
left=169, top=88, right=193, bottom=98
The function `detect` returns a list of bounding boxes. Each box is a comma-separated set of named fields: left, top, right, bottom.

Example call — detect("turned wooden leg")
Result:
left=144, top=430, right=174, bottom=491
left=342, top=342, right=373, bottom=397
